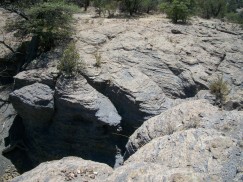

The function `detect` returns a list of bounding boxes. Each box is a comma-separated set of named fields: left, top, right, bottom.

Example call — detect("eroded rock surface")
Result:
left=125, top=129, right=243, bottom=182
left=75, top=15, right=243, bottom=106
left=126, top=99, right=243, bottom=155
left=2, top=10, right=243, bottom=181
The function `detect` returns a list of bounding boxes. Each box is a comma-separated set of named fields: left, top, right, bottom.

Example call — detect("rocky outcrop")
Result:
left=126, top=99, right=243, bottom=155
left=2, top=10, right=243, bottom=180
left=82, top=65, right=175, bottom=127
left=8, top=76, right=123, bottom=166
left=75, top=15, right=243, bottom=106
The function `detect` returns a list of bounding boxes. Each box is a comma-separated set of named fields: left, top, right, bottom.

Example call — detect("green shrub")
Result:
left=6, top=1, right=79, bottom=51
left=140, top=0, right=158, bottom=13
left=165, top=0, right=191, bottom=23
left=122, top=0, right=143, bottom=15
left=209, top=76, right=229, bottom=107
left=226, top=11, right=243, bottom=26
left=196, top=0, right=226, bottom=19
left=57, top=42, right=80, bottom=76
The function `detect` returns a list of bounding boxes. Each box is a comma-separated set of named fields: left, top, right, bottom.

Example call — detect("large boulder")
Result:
left=9, top=83, right=54, bottom=129
left=54, top=75, right=121, bottom=126
left=126, top=100, right=243, bottom=155
left=126, top=129, right=243, bottom=182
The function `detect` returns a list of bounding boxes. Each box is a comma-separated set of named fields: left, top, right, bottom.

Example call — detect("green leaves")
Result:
left=6, top=0, right=79, bottom=51
left=165, top=0, right=192, bottom=23
left=57, top=42, right=80, bottom=76
left=209, top=76, right=229, bottom=106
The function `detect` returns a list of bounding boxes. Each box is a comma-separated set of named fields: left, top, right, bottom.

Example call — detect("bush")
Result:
left=57, top=42, right=80, bottom=76
left=197, top=0, right=226, bottom=19
left=6, top=1, right=79, bottom=51
left=226, top=11, right=243, bottom=25
left=165, top=0, right=191, bottom=23
left=140, top=0, right=158, bottom=13
left=209, top=76, right=229, bottom=107
left=122, top=0, right=143, bottom=15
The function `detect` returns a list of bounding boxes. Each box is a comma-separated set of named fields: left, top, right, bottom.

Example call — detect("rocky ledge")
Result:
left=0, top=9, right=243, bottom=182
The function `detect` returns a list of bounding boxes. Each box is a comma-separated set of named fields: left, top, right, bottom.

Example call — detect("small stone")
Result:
left=70, top=173, right=75, bottom=178
left=90, top=174, right=95, bottom=179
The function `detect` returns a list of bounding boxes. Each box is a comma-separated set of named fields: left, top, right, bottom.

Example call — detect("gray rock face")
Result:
left=11, top=157, right=113, bottom=182
left=126, top=100, right=243, bottom=155
left=14, top=67, right=58, bottom=89
left=75, top=15, right=243, bottom=106
left=55, top=75, right=121, bottom=126
left=10, top=76, right=122, bottom=166
left=3, top=11, right=243, bottom=180
left=9, top=83, right=54, bottom=128
left=126, top=129, right=243, bottom=182
left=83, top=65, right=174, bottom=127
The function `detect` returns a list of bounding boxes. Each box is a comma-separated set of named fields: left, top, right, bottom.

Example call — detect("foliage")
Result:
left=140, top=0, right=158, bottom=13
left=94, top=52, right=102, bottom=67
left=209, top=76, right=229, bottom=107
left=122, top=0, right=143, bottom=15
left=196, top=0, right=227, bottom=19
left=57, top=42, right=80, bottom=76
left=226, top=11, right=243, bottom=26
left=93, top=0, right=118, bottom=17
left=5, top=1, right=79, bottom=51
left=68, top=0, right=90, bottom=10
left=163, top=0, right=192, bottom=23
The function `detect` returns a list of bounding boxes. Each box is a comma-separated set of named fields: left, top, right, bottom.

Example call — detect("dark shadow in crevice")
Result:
left=3, top=115, right=34, bottom=174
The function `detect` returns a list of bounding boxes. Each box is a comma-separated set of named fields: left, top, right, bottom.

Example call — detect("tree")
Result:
left=197, top=0, right=227, bottom=19
left=6, top=1, right=79, bottom=51
left=140, top=0, right=158, bottom=13
left=93, top=0, right=117, bottom=17
left=122, top=0, right=143, bottom=15
left=165, top=0, right=192, bottom=23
